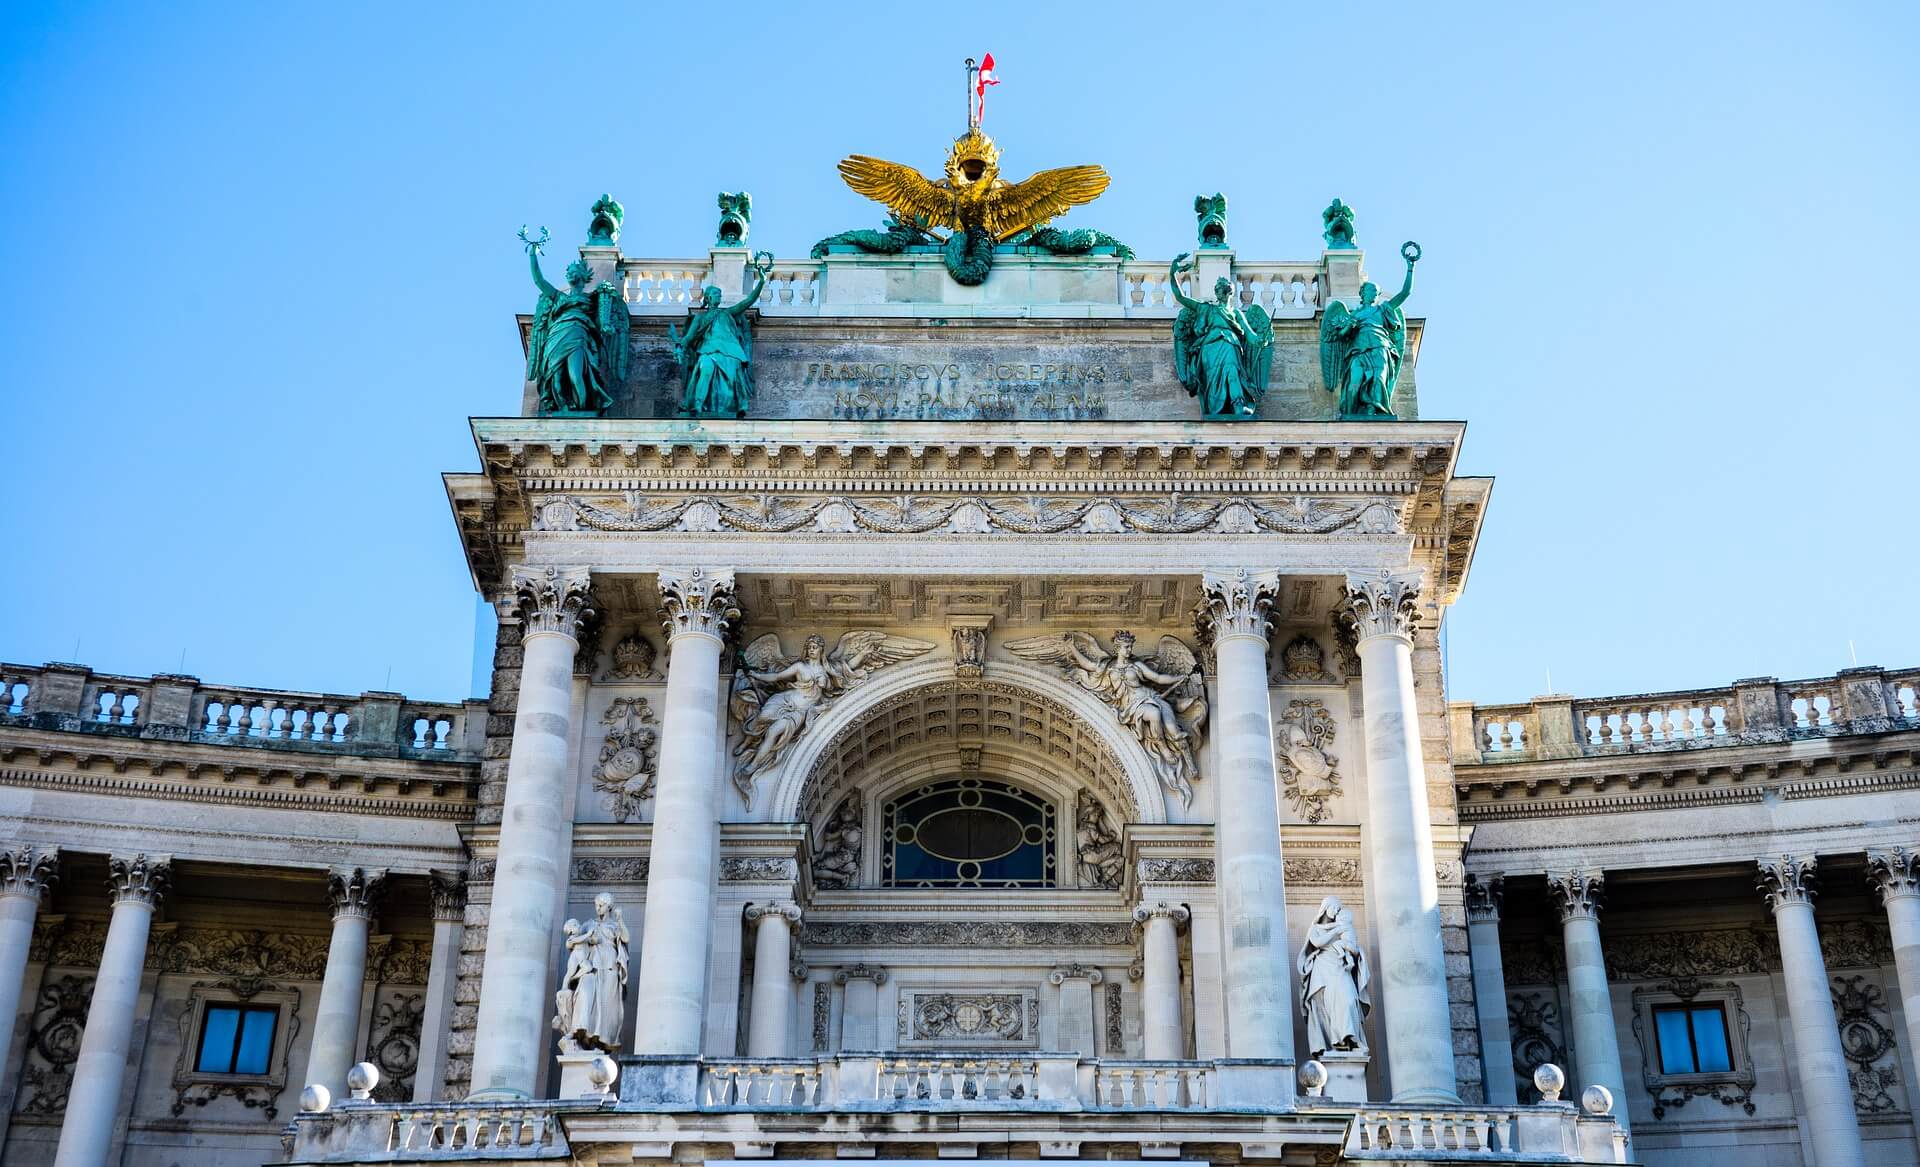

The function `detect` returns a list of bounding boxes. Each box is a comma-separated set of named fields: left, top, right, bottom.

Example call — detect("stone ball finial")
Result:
left=1298, top=1059, right=1328, bottom=1098
left=587, top=1053, right=619, bottom=1094
left=1532, top=1062, right=1566, bottom=1102
left=299, top=1084, right=331, bottom=1113
left=1581, top=1084, right=1614, bottom=1116
left=346, top=1062, right=380, bottom=1101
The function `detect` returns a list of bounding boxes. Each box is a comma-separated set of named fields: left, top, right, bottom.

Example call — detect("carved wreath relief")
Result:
left=16, top=975, right=91, bottom=1117
left=591, top=696, right=658, bottom=821
left=1275, top=699, right=1341, bottom=822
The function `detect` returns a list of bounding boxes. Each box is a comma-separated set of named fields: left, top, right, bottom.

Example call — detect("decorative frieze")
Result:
left=1819, top=919, right=1894, bottom=969
left=571, top=857, right=650, bottom=883
left=1339, top=569, right=1422, bottom=642
left=898, top=989, right=1037, bottom=1045
left=1546, top=869, right=1604, bottom=922
left=1866, top=846, right=1920, bottom=903
left=1136, top=857, right=1215, bottom=884
left=1757, top=854, right=1818, bottom=909
left=107, top=853, right=170, bottom=908
left=1604, top=929, right=1770, bottom=980
left=512, top=565, right=596, bottom=640
left=327, top=867, right=386, bottom=921
left=1284, top=858, right=1362, bottom=886
left=657, top=567, right=739, bottom=641
left=722, top=858, right=800, bottom=883
left=803, top=920, right=1133, bottom=947
left=0, top=845, right=58, bottom=901
left=1196, top=568, right=1280, bottom=644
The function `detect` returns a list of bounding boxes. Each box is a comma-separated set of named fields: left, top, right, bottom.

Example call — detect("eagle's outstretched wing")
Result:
left=985, top=164, right=1111, bottom=241
left=837, top=156, right=957, bottom=231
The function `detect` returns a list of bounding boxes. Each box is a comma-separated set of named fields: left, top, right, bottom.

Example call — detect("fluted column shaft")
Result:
left=1761, top=856, right=1863, bottom=1167
left=1136, top=902, right=1189, bottom=1059
left=745, top=902, right=800, bottom=1057
left=1198, top=569, right=1292, bottom=1060
left=634, top=568, right=737, bottom=1055
left=307, top=867, right=384, bottom=1100
left=470, top=566, right=594, bottom=1098
left=1548, top=871, right=1628, bottom=1135
left=0, top=848, right=56, bottom=1084
left=1343, top=571, right=1456, bottom=1103
left=54, top=855, right=168, bottom=1167
left=1465, top=875, right=1518, bottom=1105
left=1868, top=848, right=1920, bottom=1098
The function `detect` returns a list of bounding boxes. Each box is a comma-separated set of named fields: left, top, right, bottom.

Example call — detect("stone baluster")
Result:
left=1759, top=856, right=1865, bottom=1167
left=307, top=867, right=385, bottom=1101
left=1866, top=847, right=1920, bottom=1097
left=1340, top=570, right=1457, bottom=1103
left=633, top=568, right=738, bottom=1055
left=1196, top=568, right=1292, bottom=1061
left=836, top=964, right=887, bottom=1050
left=1050, top=963, right=1105, bottom=1057
left=1545, top=870, right=1628, bottom=1135
left=414, top=871, right=466, bottom=1102
left=1464, top=874, right=1518, bottom=1105
left=54, top=854, right=169, bottom=1167
left=744, top=902, right=802, bottom=1057
left=0, top=847, right=56, bottom=1080
left=1133, top=902, right=1190, bottom=1060
left=469, top=566, right=595, bottom=1098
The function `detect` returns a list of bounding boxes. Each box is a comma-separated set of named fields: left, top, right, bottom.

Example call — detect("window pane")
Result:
left=234, top=1008, right=277, bottom=1075
left=1689, top=1005, right=1732, bottom=1073
left=1653, top=1007, right=1696, bottom=1073
left=196, top=1007, right=240, bottom=1074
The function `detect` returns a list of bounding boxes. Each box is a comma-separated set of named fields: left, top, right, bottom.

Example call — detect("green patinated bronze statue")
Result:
left=587, top=194, right=623, bottom=246
left=716, top=192, right=751, bottom=246
left=1320, top=241, right=1420, bottom=419
left=810, top=214, right=935, bottom=258
left=1196, top=194, right=1228, bottom=248
left=671, top=250, right=773, bottom=418
left=1170, top=252, right=1274, bottom=419
left=1017, top=225, right=1134, bottom=260
left=522, top=227, right=628, bottom=416
left=1322, top=199, right=1356, bottom=249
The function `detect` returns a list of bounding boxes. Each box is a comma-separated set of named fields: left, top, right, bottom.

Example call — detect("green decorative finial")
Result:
left=521, top=225, right=628, bottom=416
left=1322, top=199, right=1356, bottom=250
left=587, top=194, right=623, bottom=246
left=716, top=192, right=752, bottom=247
left=1320, top=240, right=1420, bottom=419
left=670, top=251, right=773, bottom=418
left=1195, top=194, right=1228, bottom=249
left=1169, top=252, right=1273, bottom=419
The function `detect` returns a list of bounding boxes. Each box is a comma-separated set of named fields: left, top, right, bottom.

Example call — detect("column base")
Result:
left=1318, top=1050, right=1370, bottom=1104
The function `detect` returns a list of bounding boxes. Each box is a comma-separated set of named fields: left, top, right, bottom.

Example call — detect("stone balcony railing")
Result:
left=0, top=661, right=484, bottom=762
left=1449, top=665, right=1920, bottom=766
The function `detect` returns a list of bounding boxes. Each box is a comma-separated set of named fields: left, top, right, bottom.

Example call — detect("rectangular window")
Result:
left=195, top=1005, right=278, bottom=1075
left=1652, top=1003, right=1732, bottom=1075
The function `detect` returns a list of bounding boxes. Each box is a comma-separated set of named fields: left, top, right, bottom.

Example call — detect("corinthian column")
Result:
left=0, top=847, right=56, bottom=1078
left=1134, top=901, right=1190, bottom=1059
left=744, top=901, right=801, bottom=1056
left=1867, top=847, right=1920, bottom=1097
left=1464, top=874, right=1518, bottom=1105
left=1546, top=870, right=1628, bottom=1135
left=1341, top=569, right=1456, bottom=1103
left=1759, top=856, right=1864, bottom=1167
left=469, top=565, right=595, bottom=1098
left=54, top=854, right=168, bottom=1167
left=1196, top=568, right=1292, bottom=1061
left=633, top=568, right=738, bottom=1055
left=306, top=867, right=384, bottom=1100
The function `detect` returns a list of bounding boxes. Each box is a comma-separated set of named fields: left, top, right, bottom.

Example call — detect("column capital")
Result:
left=1757, top=854, right=1817, bottom=910
left=1049, top=962, right=1106, bottom=985
left=106, top=853, right=170, bottom=908
left=1867, top=847, right=1920, bottom=902
left=0, top=845, right=58, bottom=901
left=743, top=900, right=802, bottom=926
left=328, top=866, right=388, bottom=920
left=658, top=567, right=739, bottom=642
left=834, top=962, right=887, bottom=986
left=1546, top=869, right=1603, bottom=922
left=1340, top=569, right=1423, bottom=643
left=512, top=565, right=596, bottom=641
left=1195, top=568, right=1280, bottom=644
left=1465, top=873, right=1504, bottom=922
left=429, top=869, right=468, bottom=921
left=1132, top=900, right=1192, bottom=931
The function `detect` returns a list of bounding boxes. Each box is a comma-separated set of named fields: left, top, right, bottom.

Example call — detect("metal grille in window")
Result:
left=882, top=778, right=1056, bottom=888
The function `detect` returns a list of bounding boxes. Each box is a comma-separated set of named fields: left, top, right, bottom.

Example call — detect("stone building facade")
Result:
left=0, top=181, right=1910, bottom=1167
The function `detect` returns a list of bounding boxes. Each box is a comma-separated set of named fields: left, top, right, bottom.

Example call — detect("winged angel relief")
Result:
left=835, top=128, right=1116, bottom=286
left=1005, top=632, right=1208, bottom=805
left=728, top=632, right=936, bottom=803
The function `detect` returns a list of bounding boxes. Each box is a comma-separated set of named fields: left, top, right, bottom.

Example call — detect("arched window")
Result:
left=881, top=778, right=1056, bottom=888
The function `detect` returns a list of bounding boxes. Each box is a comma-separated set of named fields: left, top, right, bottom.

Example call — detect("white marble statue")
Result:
left=554, top=893, right=630, bottom=1053
left=1298, top=895, right=1371, bottom=1056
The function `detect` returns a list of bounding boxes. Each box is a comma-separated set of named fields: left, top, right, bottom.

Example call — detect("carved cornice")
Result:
left=1546, top=869, right=1603, bottom=922
left=744, top=901, right=803, bottom=927
left=107, top=853, right=170, bottom=908
left=1757, top=854, right=1818, bottom=910
left=327, top=867, right=387, bottom=921
left=1340, top=569, right=1422, bottom=643
left=0, top=845, right=57, bottom=901
left=1049, top=962, right=1106, bottom=985
left=1464, top=873, right=1503, bottom=922
left=1195, top=568, right=1280, bottom=645
left=429, top=870, right=467, bottom=921
left=1866, top=847, right=1920, bottom=903
left=658, top=567, right=739, bottom=642
left=512, top=565, right=596, bottom=641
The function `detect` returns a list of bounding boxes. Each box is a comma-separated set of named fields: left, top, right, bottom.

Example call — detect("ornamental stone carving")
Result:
left=1132, top=902, right=1191, bottom=930
left=951, top=618, right=991, bottom=678
left=1464, top=874, right=1504, bottom=921
left=833, top=963, right=888, bottom=986
left=1340, top=570, right=1422, bottom=642
left=1546, top=869, right=1604, bottom=922
left=328, top=867, right=386, bottom=920
left=1757, top=854, right=1817, bottom=908
left=1050, top=963, right=1105, bottom=985
left=1605, top=929, right=1770, bottom=980
left=1137, top=858, right=1215, bottom=884
left=366, top=989, right=423, bottom=1103
left=591, top=696, right=659, bottom=821
left=107, top=853, right=170, bottom=907
left=804, top=920, right=1133, bottom=947
left=428, top=871, right=467, bottom=921
left=812, top=983, right=831, bottom=1051
left=554, top=893, right=629, bottom=1054
left=1275, top=699, right=1341, bottom=823
left=813, top=796, right=863, bottom=890
left=571, top=857, right=650, bottom=883
left=1074, top=792, right=1124, bottom=889
left=744, top=901, right=803, bottom=928
left=0, top=845, right=57, bottom=900
left=603, top=632, right=657, bottom=681
left=1866, top=846, right=1920, bottom=902
left=512, top=565, right=596, bottom=640
left=18, top=975, right=93, bottom=1116
left=1285, top=858, right=1362, bottom=886
left=1196, top=567, right=1280, bottom=643
left=1832, top=974, right=1901, bottom=1113
left=721, top=858, right=800, bottom=883
left=902, top=990, right=1034, bottom=1043
left=657, top=567, right=739, bottom=642
left=1277, top=634, right=1333, bottom=683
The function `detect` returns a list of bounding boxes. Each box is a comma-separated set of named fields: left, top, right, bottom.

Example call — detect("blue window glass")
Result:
left=196, top=1007, right=240, bottom=1074
left=1652, top=1003, right=1732, bottom=1075
left=195, top=1004, right=278, bottom=1075
left=882, top=778, right=1055, bottom=888
left=235, top=1008, right=277, bottom=1075
left=1688, top=1005, right=1732, bottom=1073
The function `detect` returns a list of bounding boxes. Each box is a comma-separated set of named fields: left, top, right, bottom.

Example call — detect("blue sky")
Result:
left=2, top=3, right=1914, bottom=705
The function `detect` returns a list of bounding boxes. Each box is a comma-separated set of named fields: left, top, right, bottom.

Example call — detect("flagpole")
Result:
left=965, top=57, right=979, bottom=128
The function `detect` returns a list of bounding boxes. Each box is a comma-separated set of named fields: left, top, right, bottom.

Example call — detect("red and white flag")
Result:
left=974, top=53, right=1000, bottom=124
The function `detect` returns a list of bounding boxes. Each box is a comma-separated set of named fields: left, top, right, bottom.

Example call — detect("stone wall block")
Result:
left=446, top=1029, right=475, bottom=1056
left=454, top=978, right=482, bottom=1005
left=457, top=953, right=486, bottom=978
left=449, top=1005, right=477, bottom=1031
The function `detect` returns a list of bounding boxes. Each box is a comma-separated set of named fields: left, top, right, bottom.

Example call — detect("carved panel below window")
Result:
left=897, top=988, right=1039, bottom=1047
